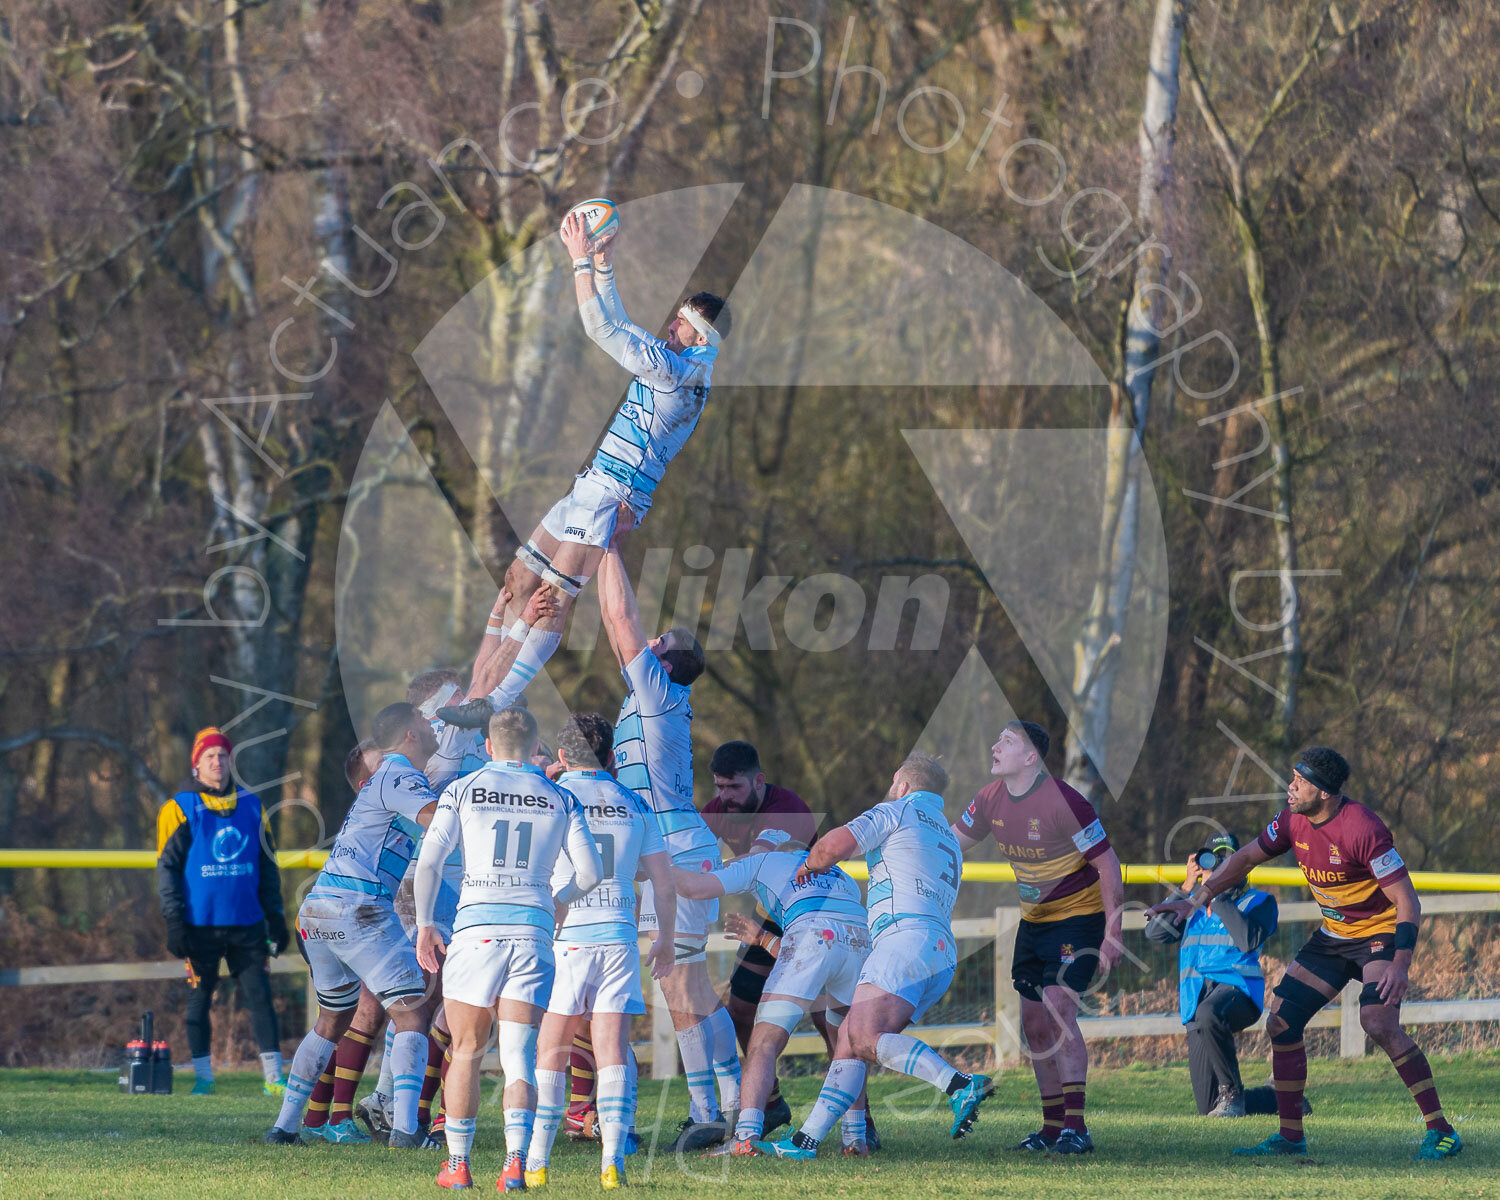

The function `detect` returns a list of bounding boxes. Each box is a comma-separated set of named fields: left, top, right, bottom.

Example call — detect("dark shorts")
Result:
left=728, top=920, right=782, bottom=1005
left=186, top=923, right=269, bottom=979
left=1012, top=912, right=1106, bottom=1002
left=1292, top=927, right=1395, bottom=993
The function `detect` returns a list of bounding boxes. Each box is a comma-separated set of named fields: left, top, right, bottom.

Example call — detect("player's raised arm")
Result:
left=597, top=539, right=649, bottom=669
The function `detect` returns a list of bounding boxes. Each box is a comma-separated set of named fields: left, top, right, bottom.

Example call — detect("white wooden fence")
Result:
left=6, top=893, right=1497, bottom=1073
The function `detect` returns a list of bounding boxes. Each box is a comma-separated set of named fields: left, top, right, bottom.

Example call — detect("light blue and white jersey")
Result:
left=426, top=722, right=486, bottom=905
left=552, top=769, right=666, bottom=945
left=312, top=753, right=436, bottom=906
left=423, top=761, right=601, bottom=938
left=578, top=269, right=715, bottom=517
left=845, top=791, right=961, bottom=943
left=613, top=646, right=717, bottom=863
left=710, top=850, right=867, bottom=937
left=427, top=721, right=487, bottom=792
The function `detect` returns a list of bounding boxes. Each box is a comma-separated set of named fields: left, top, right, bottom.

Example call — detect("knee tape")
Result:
left=499, top=1021, right=539, bottom=1088
left=1358, top=980, right=1388, bottom=1007
left=822, top=1007, right=845, bottom=1030
left=756, top=1000, right=806, bottom=1035
left=516, top=543, right=584, bottom=597
left=1270, top=976, right=1326, bottom=1042
left=316, top=980, right=363, bottom=1012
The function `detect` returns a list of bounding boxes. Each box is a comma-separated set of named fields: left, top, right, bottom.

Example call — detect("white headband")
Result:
left=678, top=303, right=721, bottom=347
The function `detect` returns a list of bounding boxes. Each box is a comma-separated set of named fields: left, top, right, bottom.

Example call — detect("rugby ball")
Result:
left=564, top=197, right=619, bottom=244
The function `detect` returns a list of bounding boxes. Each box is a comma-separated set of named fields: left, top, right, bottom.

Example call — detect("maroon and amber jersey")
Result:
left=960, top=775, right=1112, bottom=922
left=1257, top=799, right=1409, bottom=939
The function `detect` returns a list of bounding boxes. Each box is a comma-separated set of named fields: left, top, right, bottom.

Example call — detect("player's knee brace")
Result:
left=1269, top=976, right=1325, bottom=1043
left=756, top=1000, right=806, bottom=1035
left=498, top=1021, right=539, bottom=1088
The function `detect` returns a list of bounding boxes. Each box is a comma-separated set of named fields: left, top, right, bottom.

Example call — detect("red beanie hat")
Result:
left=191, top=726, right=233, bottom=768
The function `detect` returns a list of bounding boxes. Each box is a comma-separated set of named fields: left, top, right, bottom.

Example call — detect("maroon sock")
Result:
left=1271, top=1039, right=1307, bottom=1143
left=1040, top=1091, right=1064, bottom=1138
left=1061, top=1080, right=1086, bottom=1132
left=1391, top=1045, right=1452, bottom=1133
left=329, top=1026, right=377, bottom=1124
left=419, top=1027, right=450, bottom=1122
left=304, top=1064, right=336, bottom=1128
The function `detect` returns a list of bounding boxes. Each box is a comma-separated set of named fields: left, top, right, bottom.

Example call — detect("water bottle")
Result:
left=123, top=1012, right=155, bottom=1094
left=151, top=1040, right=174, bottom=1094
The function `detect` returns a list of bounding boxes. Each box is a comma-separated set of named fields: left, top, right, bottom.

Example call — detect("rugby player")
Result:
left=524, top=713, right=676, bottom=1189
left=265, top=703, right=442, bottom=1147
left=952, top=721, right=1124, bottom=1155
left=759, top=753, right=992, bottom=1159
left=595, top=535, right=742, bottom=1152
left=413, top=705, right=604, bottom=1191
left=699, top=740, right=821, bottom=1135
left=1151, top=746, right=1462, bottom=1160
left=438, top=214, right=730, bottom=730
left=673, top=831, right=873, bottom=1157
left=304, top=740, right=386, bottom=1143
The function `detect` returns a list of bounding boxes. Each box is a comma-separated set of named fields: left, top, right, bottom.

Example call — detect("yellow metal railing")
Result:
left=2, top=848, right=1498, bottom=892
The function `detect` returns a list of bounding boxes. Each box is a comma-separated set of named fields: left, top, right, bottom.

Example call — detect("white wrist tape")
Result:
left=506, top=619, right=530, bottom=643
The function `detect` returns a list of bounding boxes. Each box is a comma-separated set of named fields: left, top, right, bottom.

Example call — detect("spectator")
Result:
left=157, top=726, right=289, bottom=1096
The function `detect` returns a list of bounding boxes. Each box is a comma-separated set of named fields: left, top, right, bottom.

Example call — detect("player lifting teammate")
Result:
left=952, top=721, right=1124, bottom=1155
left=760, top=753, right=992, bottom=1159
left=439, top=211, right=730, bottom=731
left=1151, top=746, right=1461, bottom=1160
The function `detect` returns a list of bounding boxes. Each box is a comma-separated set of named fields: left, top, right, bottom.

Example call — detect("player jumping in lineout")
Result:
left=439, top=209, right=731, bottom=731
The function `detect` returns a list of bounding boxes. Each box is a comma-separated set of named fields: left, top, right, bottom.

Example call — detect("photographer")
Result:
left=1147, top=833, right=1283, bottom=1117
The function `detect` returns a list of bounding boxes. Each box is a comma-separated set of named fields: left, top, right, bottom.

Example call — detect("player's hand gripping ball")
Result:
left=562, top=197, right=619, bottom=249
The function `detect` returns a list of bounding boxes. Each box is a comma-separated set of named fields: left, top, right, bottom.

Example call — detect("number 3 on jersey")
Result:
left=492, top=819, right=534, bottom=868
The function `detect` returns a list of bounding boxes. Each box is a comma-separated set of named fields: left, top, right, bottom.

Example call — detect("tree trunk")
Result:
left=1065, top=0, right=1185, bottom=798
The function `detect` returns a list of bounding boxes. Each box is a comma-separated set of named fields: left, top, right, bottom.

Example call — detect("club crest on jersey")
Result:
left=1328, top=844, right=1342, bottom=865
left=1060, top=943, right=1076, bottom=964
left=1028, top=817, right=1041, bottom=841
left=1369, top=940, right=1386, bottom=953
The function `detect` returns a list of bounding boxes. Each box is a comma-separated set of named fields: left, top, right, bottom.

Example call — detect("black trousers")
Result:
left=1186, top=981, right=1260, bottom=1113
left=184, top=924, right=280, bottom=1059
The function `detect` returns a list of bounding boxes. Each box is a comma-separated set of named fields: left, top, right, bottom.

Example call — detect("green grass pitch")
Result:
left=0, top=1053, right=1492, bottom=1198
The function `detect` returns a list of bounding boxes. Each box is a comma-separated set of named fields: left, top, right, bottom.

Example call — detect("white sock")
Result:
left=487, top=627, right=562, bottom=709
left=389, top=1030, right=427, bottom=1135
left=527, top=1069, right=567, bottom=1171
left=192, top=1055, right=213, bottom=1084
left=259, top=1050, right=284, bottom=1084
left=274, top=1032, right=338, bottom=1132
left=841, top=1106, right=867, bottom=1146
left=675, top=1015, right=720, bottom=1123
left=735, top=1106, right=765, bottom=1143
left=598, top=1064, right=630, bottom=1166
left=445, top=1115, right=476, bottom=1166
left=874, top=1032, right=963, bottom=1093
left=707, top=1007, right=741, bottom=1115
left=504, top=1107, right=534, bottom=1161
left=376, top=1024, right=396, bottom=1097
left=800, top=1058, right=866, bottom=1145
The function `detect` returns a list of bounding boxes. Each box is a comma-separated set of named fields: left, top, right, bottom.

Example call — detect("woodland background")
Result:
left=1, top=0, right=1497, bottom=1058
